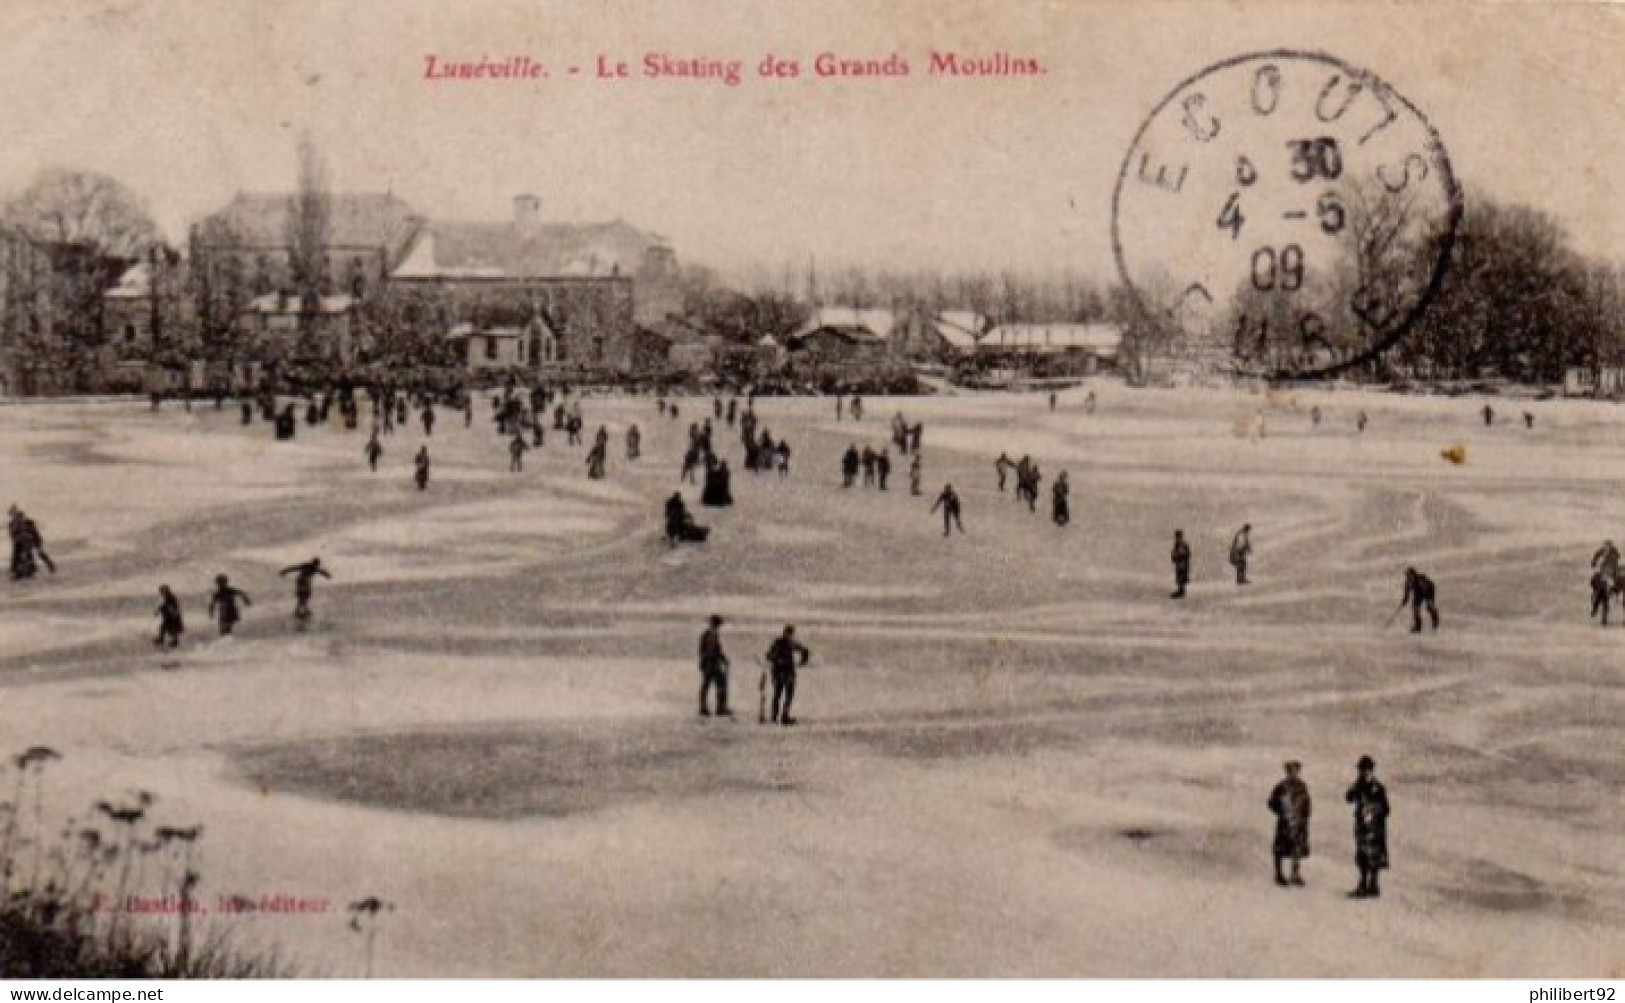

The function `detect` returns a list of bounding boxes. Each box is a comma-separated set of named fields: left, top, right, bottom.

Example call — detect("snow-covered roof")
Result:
left=105, top=262, right=152, bottom=300
left=796, top=306, right=899, bottom=340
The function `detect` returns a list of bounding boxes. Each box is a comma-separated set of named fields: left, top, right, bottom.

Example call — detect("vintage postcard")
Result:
left=0, top=0, right=1622, bottom=981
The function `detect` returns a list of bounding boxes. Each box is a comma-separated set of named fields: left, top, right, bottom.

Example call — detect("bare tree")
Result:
left=1, top=169, right=157, bottom=259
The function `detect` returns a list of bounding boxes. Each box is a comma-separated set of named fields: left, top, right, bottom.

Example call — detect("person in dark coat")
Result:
left=1268, top=760, right=1311, bottom=887
left=154, top=585, right=184, bottom=648
left=414, top=446, right=431, bottom=490
left=280, top=557, right=331, bottom=628
left=1345, top=755, right=1389, bottom=898
left=697, top=614, right=732, bottom=718
left=364, top=434, right=383, bottom=472
left=861, top=447, right=877, bottom=487
left=208, top=574, right=252, bottom=637
left=841, top=445, right=861, bottom=488
left=701, top=458, right=733, bottom=507
left=764, top=625, right=811, bottom=726
left=1591, top=569, right=1615, bottom=626
left=875, top=450, right=891, bottom=491
left=1170, top=530, right=1192, bottom=598
left=509, top=434, right=529, bottom=472
left=1052, top=471, right=1071, bottom=527
left=1230, top=524, right=1252, bottom=585
left=664, top=493, right=689, bottom=546
left=930, top=484, right=965, bottom=536
left=422, top=404, right=436, bottom=437
left=1402, top=567, right=1439, bottom=632
left=995, top=453, right=1014, bottom=492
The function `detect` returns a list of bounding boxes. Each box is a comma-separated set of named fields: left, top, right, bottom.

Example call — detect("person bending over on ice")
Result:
left=208, top=574, right=251, bottom=637
left=765, top=625, right=811, bottom=726
left=1402, top=567, right=1438, bottom=632
left=154, top=585, right=184, bottom=649
left=930, top=484, right=965, bottom=536
left=280, top=558, right=331, bottom=628
left=1268, top=760, right=1311, bottom=887
left=1345, top=756, right=1389, bottom=899
left=697, top=614, right=732, bottom=717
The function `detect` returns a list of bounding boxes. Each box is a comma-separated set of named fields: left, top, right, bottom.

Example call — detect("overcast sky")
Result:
left=2, top=0, right=1621, bottom=284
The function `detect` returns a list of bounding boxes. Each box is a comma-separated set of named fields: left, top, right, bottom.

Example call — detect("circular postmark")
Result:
left=1112, top=50, right=1462, bottom=379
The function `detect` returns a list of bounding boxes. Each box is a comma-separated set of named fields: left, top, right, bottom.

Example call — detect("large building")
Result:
left=189, top=192, right=678, bottom=374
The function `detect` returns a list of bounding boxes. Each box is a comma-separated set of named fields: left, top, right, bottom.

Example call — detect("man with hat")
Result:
left=1345, top=755, right=1390, bottom=898
left=764, top=624, right=811, bottom=726
left=697, top=614, right=732, bottom=718
left=1267, top=760, right=1311, bottom=887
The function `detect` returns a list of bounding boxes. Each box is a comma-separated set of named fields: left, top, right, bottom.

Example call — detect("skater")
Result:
left=841, top=445, right=861, bottom=488
left=697, top=614, right=732, bottom=718
left=585, top=440, right=608, bottom=480
left=413, top=446, right=431, bottom=491
left=726, top=398, right=737, bottom=428
left=1268, top=761, right=1312, bottom=887
left=509, top=434, right=529, bottom=472
left=764, top=625, right=811, bottom=726
left=700, top=457, right=733, bottom=507
left=1590, top=568, right=1614, bottom=626
left=422, top=403, right=435, bottom=437
left=836, top=395, right=844, bottom=421
left=1170, top=530, right=1191, bottom=598
left=1524, top=412, right=1534, bottom=430
left=208, top=574, right=251, bottom=637
left=364, top=433, right=383, bottom=472
left=626, top=424, right=641, bottom=461
left=1345, top=756, right=1390, bottom=898
left=154, top=585, right=184, bottom=648
left=776, top=441, right=792, bottom=478
left=861, top=447, right=877, bottom=487
left=1356, top=410, right=1368, bottom=433
left=850, top=396, right=863, bottom=422
left=681, top=444, right=702, bottom=484
left=1402, top=567, right=1439, bottom=632
left=930, top=484, right=965, bottom=536
left=464, top=397, right=473, bottom=429
left=995, top=453, right=1014, bottom=492
left=909, top=453, right=922, bottom=496
left=1052, top=471, right=1070, bottom=527
left=876, top=450, right=891, bottom=491
left=1592, top=539, right=1620, bottom=584
left=1048, top=390, right=1057, bottom=413
left=240, top=398, right=253, bottom=426
left=1230, top=524, right=1252, bottom=585
left=1025, top=462, right=1042, bottom=514
left=665, top=492, right=693, bottom=547
left=1482, top=403, right=1494, bottom=427
left=280, top=557, right=331, bottom=627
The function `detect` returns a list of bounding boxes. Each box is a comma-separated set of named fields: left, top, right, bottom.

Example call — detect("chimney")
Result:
left=514, top=194, right=541, bottom=230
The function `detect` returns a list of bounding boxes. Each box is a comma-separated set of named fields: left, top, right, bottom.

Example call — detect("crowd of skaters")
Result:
left=17, top=384, right=1615, bottom=895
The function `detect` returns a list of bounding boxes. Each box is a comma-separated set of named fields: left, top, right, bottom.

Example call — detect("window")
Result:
left=484, top=337, right=498, bottom=361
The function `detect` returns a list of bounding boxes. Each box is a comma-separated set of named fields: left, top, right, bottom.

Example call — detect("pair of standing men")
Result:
left=698, top=617, right=810, bottom=726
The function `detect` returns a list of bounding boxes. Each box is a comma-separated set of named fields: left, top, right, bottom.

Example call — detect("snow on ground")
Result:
left=0, top=386, right=1622, bottom=976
